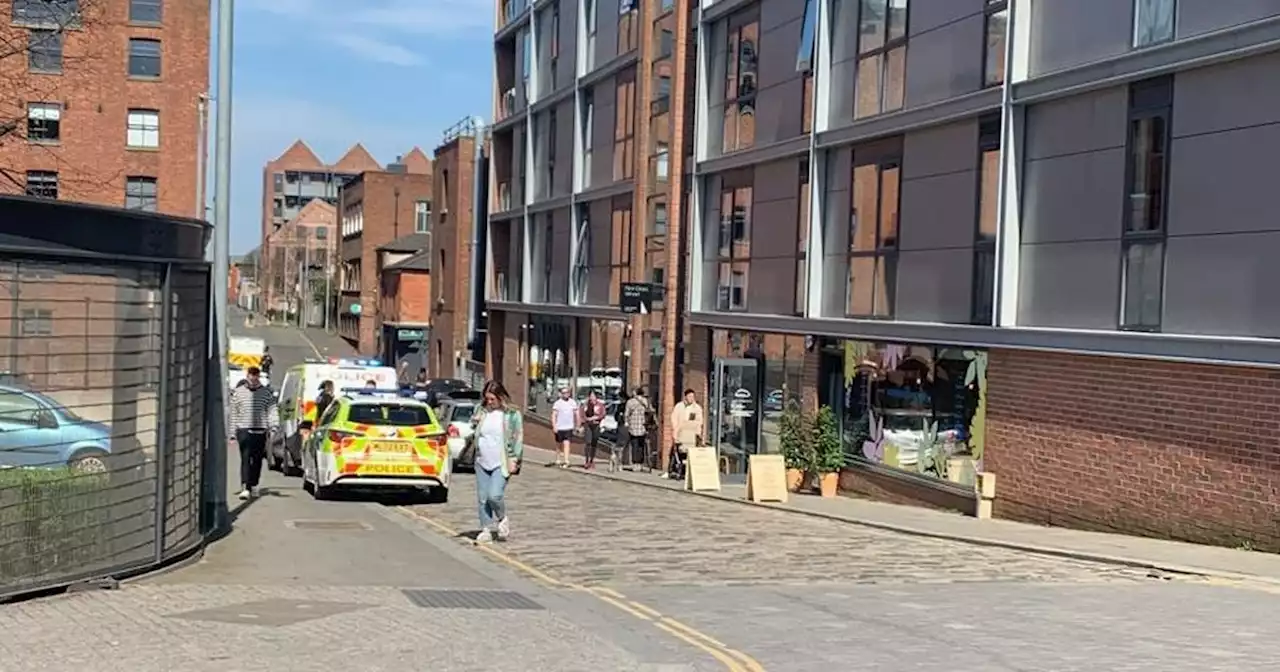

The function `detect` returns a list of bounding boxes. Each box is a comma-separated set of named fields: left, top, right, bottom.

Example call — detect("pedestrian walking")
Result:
left=623, top=387, right=652, bottom=471
left=229, top=366, right=279, bottom=500
left=665, top=388, right=704, bottom=480
left=580, top=390, right=606, bottom=470
left=550, top=386, right=580, bottom=468
left=471, top=380, right=524, bottom=543
left=259, top=347, right=273, bottom=376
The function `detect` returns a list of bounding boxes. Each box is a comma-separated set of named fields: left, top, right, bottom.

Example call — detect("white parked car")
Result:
left=435, top=390, right=483, bottom=470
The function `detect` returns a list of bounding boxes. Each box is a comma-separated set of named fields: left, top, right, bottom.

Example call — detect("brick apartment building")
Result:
left=0, top=0, right=209, bottom=217
left=430, top=118, right=483, bottom=379
left=336, top=166, right=433, bottom=355
left=377, top=233, right=431, bottom=371
left=264, top=198, right=335, bottom=319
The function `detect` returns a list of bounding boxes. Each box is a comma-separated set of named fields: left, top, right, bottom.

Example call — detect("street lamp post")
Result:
left=206, top=0, right=234, bottom=534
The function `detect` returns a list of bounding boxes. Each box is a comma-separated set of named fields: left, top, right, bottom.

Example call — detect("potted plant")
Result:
left=813, top=405, right=844, bottom=498
left=778, top=400, right=813, bottom=492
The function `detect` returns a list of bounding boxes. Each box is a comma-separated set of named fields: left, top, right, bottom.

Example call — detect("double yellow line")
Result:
left=397, top=507, right=764, bottom=672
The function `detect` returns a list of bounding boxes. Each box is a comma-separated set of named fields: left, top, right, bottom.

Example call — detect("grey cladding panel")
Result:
left=751, top=198, right=799, bottom=260
left=1172, top=52, right=1280, bottom=138
left=753, top=78, right=806, bottom=148
left=908, top=0, right=984, bottom=35
left=549, top=207, right=572, bottom=303
left=557, top=0, right=578, bottom=86
left=554, top=99, right=576, bottom=197
left=1167, top=124, right=1280, bottom=236
left=757, top=12, right=804, bottom=91
left=746, top=255, right=796, bottom=316
left=898, top=171, right=978, bottom=251
left=1021, top=148, right=1126, bottom=244
left=1163, top=232, right=1280, bottom=338
left=754, top=158, right=801, bottom=203
left=903, top=118, right=978, bottom=180
left=1028, top=0, right=1134, bottom=77
left=1025, top=87, right=1128, bottom=160
left=587, top=199, right=612, bottom=306
left=1017, top=241, right=1121, bottom=329
left=1176, top=0, right=1280, bottom=39
left=894, top=249, right=973, bottom=324
left=904, top=14, right=984, bottom=108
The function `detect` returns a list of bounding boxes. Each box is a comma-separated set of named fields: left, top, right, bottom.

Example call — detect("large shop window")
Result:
left=716, top=181, right=753, bottom=312
left=828, top=341, right=987, bottom=487
left=848, top=158, right=899, bottom=318
left=854, top=0, right=907, bottom=119
left=722, top=11, right=759, bottom=153
left=525, top=316, right=630, bottom=441
left=1120, top=76, right=1171, bottom=332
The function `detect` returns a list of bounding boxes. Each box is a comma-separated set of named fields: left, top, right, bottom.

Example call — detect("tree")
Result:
left=0, top=0, right=116, bottom=194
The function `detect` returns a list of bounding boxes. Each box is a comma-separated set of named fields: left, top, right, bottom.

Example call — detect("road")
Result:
left=2, top=317, right=1278, bottom=671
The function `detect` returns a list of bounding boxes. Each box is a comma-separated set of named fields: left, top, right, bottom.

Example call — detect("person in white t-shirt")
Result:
left=550, top=387, right=580, bottom=468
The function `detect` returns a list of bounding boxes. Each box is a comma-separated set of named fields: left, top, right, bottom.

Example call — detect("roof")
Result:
left=378, top=231, right=431, bottom=253
left=270, top=140, right=325, bottom=170
left=401, top=147, right=433, bottom=175
left=331, top=143, right=382, bottom=173
left=384, top=249, right=430, bottom=272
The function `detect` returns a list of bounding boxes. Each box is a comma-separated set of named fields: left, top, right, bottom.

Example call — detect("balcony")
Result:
left=499, top=88, right=517, bottom=121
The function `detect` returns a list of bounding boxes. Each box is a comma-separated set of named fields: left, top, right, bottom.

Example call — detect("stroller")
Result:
left=668, top=443, right=688, bottom=481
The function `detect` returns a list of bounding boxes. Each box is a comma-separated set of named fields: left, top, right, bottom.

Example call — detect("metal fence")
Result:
left=0, top=254, right=210, bottom=599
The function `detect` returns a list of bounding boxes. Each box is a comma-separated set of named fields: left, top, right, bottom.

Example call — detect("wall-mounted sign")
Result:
left=619, top=282, right=655, bottom=315
left=349, top=303, right=362, bottom=315
left=397, top=328, right=425, bottom=341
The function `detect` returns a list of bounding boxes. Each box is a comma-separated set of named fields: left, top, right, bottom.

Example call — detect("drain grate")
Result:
left=286, top=520, right=372, bottom=531
left=402, top=589, right=544, bottom=610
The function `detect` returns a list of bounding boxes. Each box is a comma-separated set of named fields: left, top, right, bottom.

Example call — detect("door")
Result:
left=710, top=358, right=760, bottom=480
left=0, top=390, right=64, bottom=467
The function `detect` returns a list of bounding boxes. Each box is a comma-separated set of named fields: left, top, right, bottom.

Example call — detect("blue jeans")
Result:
left=475, top=466, right=508, bottom=530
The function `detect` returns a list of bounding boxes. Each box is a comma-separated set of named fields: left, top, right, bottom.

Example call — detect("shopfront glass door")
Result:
left=711, top=357, right=760, bottom=480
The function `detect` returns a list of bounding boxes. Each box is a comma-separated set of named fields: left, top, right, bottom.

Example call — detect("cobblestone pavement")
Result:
left=409, top=464, right=1191, bottom=588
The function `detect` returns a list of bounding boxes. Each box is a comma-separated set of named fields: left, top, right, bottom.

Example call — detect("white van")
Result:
left=270, top=358, right=398, bottom=475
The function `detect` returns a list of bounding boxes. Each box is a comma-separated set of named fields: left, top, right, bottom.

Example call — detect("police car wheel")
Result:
left=422, top=487, right=448, bottom=504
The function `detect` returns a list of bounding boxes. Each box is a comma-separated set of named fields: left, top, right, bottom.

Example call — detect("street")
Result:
left=1, top=319, right=1278, bottom=671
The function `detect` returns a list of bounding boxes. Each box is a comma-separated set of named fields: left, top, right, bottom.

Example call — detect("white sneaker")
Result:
left=475, top=528, right=493, bottom=544
left=496, top=517, right=510, bottom=541
left=659, top=472, right=669, bottom=479
left=236, top=489, right=250, bottom=501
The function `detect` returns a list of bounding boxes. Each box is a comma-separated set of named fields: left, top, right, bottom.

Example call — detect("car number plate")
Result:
left=369, top=441, right=412, bottom=455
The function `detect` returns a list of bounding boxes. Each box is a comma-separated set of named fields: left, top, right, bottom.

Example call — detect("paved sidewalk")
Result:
left=524, top=446, right=1280, bottom=584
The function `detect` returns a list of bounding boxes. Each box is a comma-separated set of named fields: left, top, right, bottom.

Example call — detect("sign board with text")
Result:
left=619, top=282, right=655, bottom=315
left=685, top=446, right=721, bottom=492
left=746, top=454, right=788, bottom=503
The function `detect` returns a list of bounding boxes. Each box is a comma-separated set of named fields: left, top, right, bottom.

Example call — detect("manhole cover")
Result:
left=170, top=599, right=371, bottom=627
left=402, top=589, right=543, bottom=610
left=285, top=520, right=372, bottom=531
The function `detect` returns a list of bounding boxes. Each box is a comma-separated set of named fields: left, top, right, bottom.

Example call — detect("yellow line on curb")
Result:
left=396, top=506, right=764, bottom=672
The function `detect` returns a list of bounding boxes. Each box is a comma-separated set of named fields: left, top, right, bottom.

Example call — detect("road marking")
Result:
left=297, top=329, right=324, bottom=359
left=395, top=506, right=763, bottom=672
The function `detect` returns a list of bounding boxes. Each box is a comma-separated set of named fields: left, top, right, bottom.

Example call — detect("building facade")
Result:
left=0, top=0, right=209, bottom=217
left=486, top=0, right=696, bottom=450
left=430, top=118, right=485, bottom=380
left=678, top=0, right=1280, bottom=550
left=337, top=169, right=433, bottom=355
left=376, top=233, right=432, bottom=370
left=263, top=198, right=335, bottom=321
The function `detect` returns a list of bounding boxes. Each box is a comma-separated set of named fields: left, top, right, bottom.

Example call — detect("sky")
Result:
left=218, top=0, right=494, bottom=255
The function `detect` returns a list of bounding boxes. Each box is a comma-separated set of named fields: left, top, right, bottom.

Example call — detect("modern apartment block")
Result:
left=0, top=0, right=209, bottom=217
left=668, top=0, right=1280, bottom=551
left=485, top=0, right=695, bottom=448
left=259, top=141, right=385, bottom=244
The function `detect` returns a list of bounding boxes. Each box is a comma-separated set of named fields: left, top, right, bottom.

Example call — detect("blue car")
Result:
left=0, top=385, right=116, bottom=473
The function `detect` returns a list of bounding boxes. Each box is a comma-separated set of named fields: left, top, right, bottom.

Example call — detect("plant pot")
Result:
left=818, top=472, right=838, bottom=498
left=786, top=468, right=805, bottom=492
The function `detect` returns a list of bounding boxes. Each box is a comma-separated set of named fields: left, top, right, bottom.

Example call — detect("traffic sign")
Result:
left=349, top=303, right=362, bottom=315
left=620, top=282, right=654, bottom=315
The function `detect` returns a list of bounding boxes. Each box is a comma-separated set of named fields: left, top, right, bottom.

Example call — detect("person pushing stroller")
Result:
left=664, top=388, right=704, bottom=480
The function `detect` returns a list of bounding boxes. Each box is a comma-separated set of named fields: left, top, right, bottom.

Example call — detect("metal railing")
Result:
left=0, top=255, right=210, bottom=599
left=499, top=88, right=517, bottom=120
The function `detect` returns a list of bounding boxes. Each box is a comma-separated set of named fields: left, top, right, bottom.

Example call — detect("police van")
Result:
left=269, top=358, right=397, bottom=475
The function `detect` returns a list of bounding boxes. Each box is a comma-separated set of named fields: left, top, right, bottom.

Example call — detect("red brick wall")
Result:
left=0, top=0, right=209, bottom=217
left=985, top=348, right=1280, bottom=551
left=431, top=136, right=476, bottom=376
left=394, top=271, right=431, bottom=325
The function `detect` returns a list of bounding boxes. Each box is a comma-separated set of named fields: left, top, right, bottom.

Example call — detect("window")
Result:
left=723, top=13, right=759, bottom=153
left=25, top=170, right=58, bottom=199
left=26, top=102, right=60, bottom=142
left=855, top=0, right=908, bottom=119
left=415, top=200, right=431, bottom=233
left=1120, top=76, right=1172, bottom=331
left=548, top=108, right=558, bottom=195
left=651, top=201, right=668, bottom=237
left=273, top=173, right=283, bottom=193
left=129, top=0, right=161, bottom=22
left=126, top=109, right=160, bottom=149
left=125, top=176, right=158, bottom=211
left=19, top=309, right=52, bottom=336
left=657, top=28, right=673, bottom=60
left=610, top=201, right=633, bottom=302
left=972, top=115, right=1000, bottom=325
left=654, top=142, right=669, bottom=181
left=983, top=1, right=1007, bottom=87
left=651, top=74, right=671, bottom=115
left=716, top=181, right=752, bottom=312
left=661, top=0, right=673, bottom=12
left=441, top=169, right=450, bottom=209
left=848, top=158, right=899, bottom=317
left=128, top=38, right=162, bottom=77
left=797, top=0, right=818, bottom=71
left=613, top=74, right=636, bottom=180
left=618, top=0, right=638, bottom=53
left=28, top=29, right=62, bottom=73
left=572, top=204, right=591, bottom=303
left=796, top=159, right=810, bottom=315
left=1133, top=0, right=1175, bottom=48
left=12, top=0, right=78, bottom=27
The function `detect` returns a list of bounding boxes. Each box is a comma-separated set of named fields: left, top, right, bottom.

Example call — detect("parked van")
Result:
left=270, top=358, right=397, bottom=475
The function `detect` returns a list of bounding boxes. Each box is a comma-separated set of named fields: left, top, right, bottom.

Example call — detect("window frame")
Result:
left=125, top=176, right=158, bottom=212
left=609, top=200, right=633, bottom=305
left=970, top=114, right=1000, bottom=326
left=127, top=37, right=162, bottom=78
left=795, top=158, right=810, bottom=316
left=19, top=308, right=53, bottom=336
left=854, top=0, right=909, bottom=120
left=982, top=0, right=1008, bottom=88
left=715, top=179, right=753, bottom=312
left=414, top=200, right=431, bottom=233
left=27, top=29, right=63, bottom=73
left=722, top=11, right=760, bottom=153
left=126, top=108, right=160, bottom=149
left=796, top=0, right=818, bottom=72
left=128, top=0, right=162, bottom=23
left=846, top=154, right=900, bottom=319
left=24, top=170, right=58, bottom=199
left=613, top=74, right=636, bottom=181
left=26, top=102, right=61, bottom=143
left=1132, top=0, right=1176, bottom=49
left=1119, top=76, right=1173, bottom=332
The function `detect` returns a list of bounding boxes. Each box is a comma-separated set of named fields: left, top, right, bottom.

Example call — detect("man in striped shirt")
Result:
left=229, top=366, right=279, bottom=500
